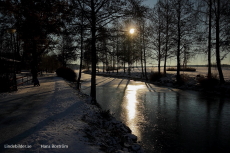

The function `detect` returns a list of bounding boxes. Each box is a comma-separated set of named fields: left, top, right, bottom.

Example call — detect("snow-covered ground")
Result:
left=2, top=66, right=229, bottom=152
left=0, top=75, right=101, bottom=153
left=0, top=74, right=144, bottom=153
left=96, top=66, right=230, bottom=80
left=94, top=66, right=230, bottom=96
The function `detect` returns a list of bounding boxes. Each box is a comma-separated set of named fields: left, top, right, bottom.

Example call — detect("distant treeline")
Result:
left=152, top=65, right=230, bottom=67
left=67, top=64, right=79, bottom=70
left=205, top=64, right=230, bottom=67
left=166, top=67, right=196, bottom=71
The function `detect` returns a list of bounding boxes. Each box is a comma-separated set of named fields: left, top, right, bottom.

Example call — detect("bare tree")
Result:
left=170, top=0, right=196, bottom=83
left=56, top=29, right=77, bottom=67
left=1, top=0, right=73, bottom=81
left=208, top=0, right=213, bottom=79
left=197, top=0, right=229, bottom=82
left=75, top=0, right=136, bottom=103
left=157, top=0, right=175, bottom=76
left=213, top=0, right=230, bottom=83
left=149, top=5, right=165, bottom=75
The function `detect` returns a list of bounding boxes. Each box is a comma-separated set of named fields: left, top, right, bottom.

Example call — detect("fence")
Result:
left=16, top=74, right=32, bottom=86
left=7, top=74, right=32, bottom=91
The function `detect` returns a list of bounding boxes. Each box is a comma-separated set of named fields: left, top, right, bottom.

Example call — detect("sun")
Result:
left=129, top=28, right=135, bottom=34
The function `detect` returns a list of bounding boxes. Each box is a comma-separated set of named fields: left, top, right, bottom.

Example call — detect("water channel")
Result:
left=80, top=73, right=230, bottom=153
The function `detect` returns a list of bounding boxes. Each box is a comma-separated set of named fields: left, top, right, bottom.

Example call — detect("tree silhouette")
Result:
left=74, top=0, right=139, bottom=103
left=1, top=0, right=73, bottom=80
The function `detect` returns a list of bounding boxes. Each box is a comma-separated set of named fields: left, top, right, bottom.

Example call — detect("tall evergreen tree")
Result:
left=1, top=0, right=73, bottom=80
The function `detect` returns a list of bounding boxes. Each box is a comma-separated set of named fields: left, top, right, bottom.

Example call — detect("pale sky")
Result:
left=71, top=0, right=230, bottom=66
left=143, top=0, right=158, bottom=7
left=141, top=0, right=230, bottom=66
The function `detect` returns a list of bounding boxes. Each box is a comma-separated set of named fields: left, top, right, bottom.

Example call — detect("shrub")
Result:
left=183, top=67, right=196, bottom=71
left=106, top=66, right=117, bottom=72
left=167, top=67, right=196, bottom=71
left=199, top=78, right=219, bottom=88
left=166, top=67, right=177, bottom=71
left=197, top=73, right=219, bottom=88
left=149, top=72, right=164, bottom=82
left=56, top=67, right=77, bottom=82
left=180, top=74, right=190, bottom=83
left=0, top=77, right=9, bottom=92
left=210, top=73, right=218, bottom=79
left=99, top=109, right=112, bottom=119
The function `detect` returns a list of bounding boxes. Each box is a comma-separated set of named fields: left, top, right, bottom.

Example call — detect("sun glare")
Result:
left=126, top=84, right=144, bottom=120
left=129, top=28, right=135, bottom=34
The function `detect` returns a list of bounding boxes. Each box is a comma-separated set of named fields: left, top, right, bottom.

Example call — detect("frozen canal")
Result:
left=80, top=72, right=230, bottom=153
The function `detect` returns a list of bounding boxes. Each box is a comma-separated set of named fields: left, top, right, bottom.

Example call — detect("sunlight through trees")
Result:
left=1, top=0, right=230, bottom=97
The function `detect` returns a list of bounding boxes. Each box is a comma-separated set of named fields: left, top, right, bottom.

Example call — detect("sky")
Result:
left=71, top=0, right=230, bottom=66
left=143, top=0, right=158, bottom=7
left=141, top=0, right=230, bottom=66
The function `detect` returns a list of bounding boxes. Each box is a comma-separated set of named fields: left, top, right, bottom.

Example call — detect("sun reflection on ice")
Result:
left=125, top=84, right=145, bottom=121
left=124, top=84, right=145, bottom=140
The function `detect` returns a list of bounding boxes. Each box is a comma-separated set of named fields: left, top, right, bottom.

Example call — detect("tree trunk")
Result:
left=139, top=24, right=144, bottom=78
left=215, top=0, right=225, bottom=84
left=90, top=0, right=97, bottom=103
left=158, top=27, right=161, bottom=75
left=158, top=58, right=161, bottom=75
left=16, top=33, right=20, bottom=60
left=77, top=15, right=84, bottom=90
left=207, top=0, right=212, bottom=79
left=163, top=0, right=169, bottom=76
left=113, top=46, right=115, bottom=73
left=140, top=37, right=144, bottom=78
left=123, top=62, right=126, bottom=73
left=144, top=46, right=147, bottom=80
left=128, top=37, right=131, bottom=76
left=31, top=40, right=38, bottom=82
left=176, top=2, right=181, bottom=83
left=12, top=33, right=17, bottom=90
left=106, top=49, right=108, bottom=73
left=164, top=48, right=167, bottom=76
left=116, top=33, right=119, bottom=74
left=142, top=24, right=148, bottom=80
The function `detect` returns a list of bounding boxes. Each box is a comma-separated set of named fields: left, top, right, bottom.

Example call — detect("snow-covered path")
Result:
left=0, top=75, right=102, bottom=153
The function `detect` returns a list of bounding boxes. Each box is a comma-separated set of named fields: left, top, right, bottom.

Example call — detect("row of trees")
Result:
left=0, top=0, right=73, bottom=78
left=0, top=0, right=143, bottom=101
left=1, top=0, right=230, bottom=101
left=150, top=0, right=230, bottom=84
left=197, top=0, right=230, bottom=83
left=77, top=0, right=230, bottom=86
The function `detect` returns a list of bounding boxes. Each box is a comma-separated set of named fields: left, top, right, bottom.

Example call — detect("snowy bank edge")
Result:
left=66, top=80, right=145, bottom=153
left=88, top=71, right=230, bottom=97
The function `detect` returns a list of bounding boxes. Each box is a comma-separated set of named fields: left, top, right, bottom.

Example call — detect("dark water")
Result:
left=81, top=76, right=230, bottom=153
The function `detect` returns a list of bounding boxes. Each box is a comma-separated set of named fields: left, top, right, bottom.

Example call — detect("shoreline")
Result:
left=68, top=81, right=145, bottom=153
left=0, top=75, right=144, bottom=153
left=82, top=70, right=230, bottom=97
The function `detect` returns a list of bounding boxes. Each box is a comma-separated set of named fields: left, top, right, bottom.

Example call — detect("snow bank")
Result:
left=1, top=74, right=144, bottom=153
left=70, top=84, right=145, bottom=153
left=94, top=69, right=230, bottom=96
left=0, top=76, right=103, bottom=153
